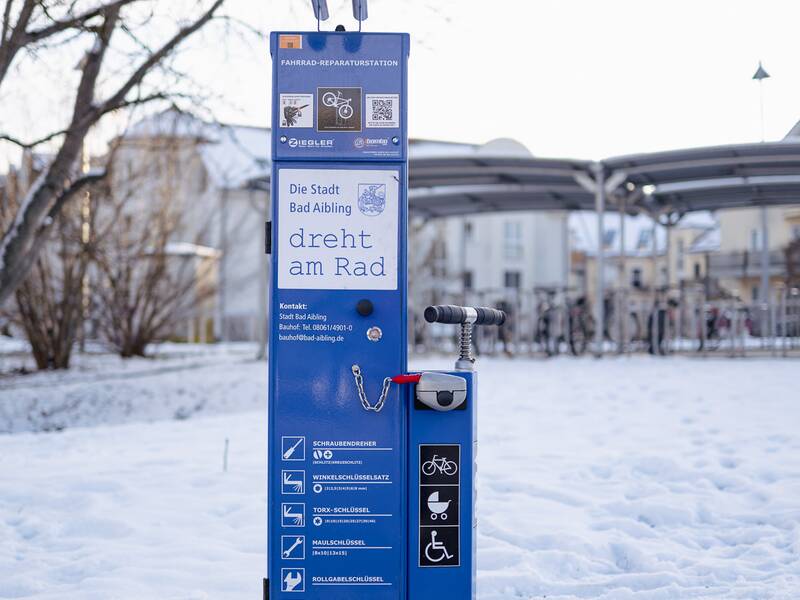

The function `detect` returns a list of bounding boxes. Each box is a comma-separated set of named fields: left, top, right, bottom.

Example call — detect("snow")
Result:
left=0, top=343, right=262, bottom=434
left=1, top=352, right=799, bottom=599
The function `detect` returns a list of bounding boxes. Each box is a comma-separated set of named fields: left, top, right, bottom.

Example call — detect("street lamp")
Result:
left=752, top=60, right=770, bottom=142
left=752, top=60, right=772, bottom=332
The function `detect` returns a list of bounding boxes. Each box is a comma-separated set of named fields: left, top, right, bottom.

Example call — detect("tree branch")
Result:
left=112, top=90, right=197, bottom=112
left=9, top=169, right=107, bottom=309
left=0, top=128, right=67, bottom=149
left=98, top=0, right=223, bottom=115
left=26, top=0, right=141, bottom=44
left=2, top=0, right=15, bottom=45
left=0, top=0, right=35, bottom=84
left=0, top=7, right=118, bottom=307
left=0, top=0, right=228, bottom=308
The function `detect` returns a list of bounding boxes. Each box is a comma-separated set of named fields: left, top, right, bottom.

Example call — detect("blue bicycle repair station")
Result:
left=267, top=6, right=505, bottom=599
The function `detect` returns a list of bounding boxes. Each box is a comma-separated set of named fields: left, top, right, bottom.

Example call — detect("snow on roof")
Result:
left=164, top=242, right=221, bottom=258
left=128, top=111, right=484, bottom=188
left=199, top=124, right=269, bottom=189
left=126, top=110, right=270, bottom=189
left=125, top=109, right=209, bottom=139
left=126, top=111, right=528, bottom=189
left=408, top=138, right=479, bottom=158
left=676, top=210, right=717, bottom=230
left=570, top=212, right=667, bottom=257
left=570, top=210, right=719, bottom=257
left=784, top=119, right=800, bottom=140
left=689, top=227, right=720, bottom=253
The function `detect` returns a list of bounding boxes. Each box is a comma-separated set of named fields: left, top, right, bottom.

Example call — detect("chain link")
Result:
left=351, top=364, right=393, bottom=412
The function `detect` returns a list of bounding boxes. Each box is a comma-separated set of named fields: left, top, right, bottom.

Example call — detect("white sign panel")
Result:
left=278, top=168, right=399, bottom=290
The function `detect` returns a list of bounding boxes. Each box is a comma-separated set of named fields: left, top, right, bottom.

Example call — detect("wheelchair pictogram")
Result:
left=424, top=530, right=453, bottom=563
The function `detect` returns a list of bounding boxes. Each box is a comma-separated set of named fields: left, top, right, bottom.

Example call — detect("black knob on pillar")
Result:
left=356, top=299, right=374, bottom=316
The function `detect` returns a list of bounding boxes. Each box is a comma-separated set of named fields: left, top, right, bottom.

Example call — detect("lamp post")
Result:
left=752, top=61, right=770, bottom=142
left=753, top=60, right=771, bottom=338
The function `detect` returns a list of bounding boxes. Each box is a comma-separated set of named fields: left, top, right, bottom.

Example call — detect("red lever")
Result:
left=391, top=373, right=422, bottom=384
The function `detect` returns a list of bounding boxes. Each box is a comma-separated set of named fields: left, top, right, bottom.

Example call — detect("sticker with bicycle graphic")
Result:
left=317, top=87, right=362, bottom=132
left=419, top=444, right=460, bottom=567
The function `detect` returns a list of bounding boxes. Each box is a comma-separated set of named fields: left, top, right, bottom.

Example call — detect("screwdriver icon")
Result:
left=283, top=437, right=304, bottom=460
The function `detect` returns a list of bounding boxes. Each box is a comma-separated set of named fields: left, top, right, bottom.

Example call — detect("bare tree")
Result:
left=0, top=151, right=103, bottom=369
left=0, top=0, right=226, bottom=308
left=91, top=141, right=218, bottom=357
left=12, top=183, right=90, bottom=369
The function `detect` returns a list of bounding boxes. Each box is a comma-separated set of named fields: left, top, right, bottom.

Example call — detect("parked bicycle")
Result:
left=535, top=289, right=593, bottom=356
left=535, top=289, right=564, bottom=356
left=604, top=292, right=641, bottom=348
left=566, top=295, right=594, bottom=356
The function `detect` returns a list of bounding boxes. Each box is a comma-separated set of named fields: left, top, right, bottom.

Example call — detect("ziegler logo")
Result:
left=287, top=138, right=334, bottom=148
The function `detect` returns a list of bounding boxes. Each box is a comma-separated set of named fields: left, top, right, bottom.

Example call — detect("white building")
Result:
left=115, top=111, right=270, bottom=342
left=410, top=139, right=570, bottom=308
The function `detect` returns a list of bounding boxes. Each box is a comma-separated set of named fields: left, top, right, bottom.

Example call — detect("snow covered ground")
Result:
left=1, top=350, right=799, bottom=599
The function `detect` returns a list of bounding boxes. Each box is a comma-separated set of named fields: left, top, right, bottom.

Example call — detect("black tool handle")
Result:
left=424, top=305, right=506, bottom=326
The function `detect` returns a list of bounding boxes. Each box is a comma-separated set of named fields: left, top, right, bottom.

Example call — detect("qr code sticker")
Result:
left=365, top=94, right=399, bottom=128
left=372, top=99, right=393, bottom=122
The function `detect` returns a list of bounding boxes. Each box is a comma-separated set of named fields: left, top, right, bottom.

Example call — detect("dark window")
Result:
left=463, top=270, right=473, bottom=290
left=693, top=262, right=701, bottom=279
left=463, top=221, right=473, bottom=240
left=631, top=267, right=642, bottom=288
left=504, top=271, right=521, bottom=289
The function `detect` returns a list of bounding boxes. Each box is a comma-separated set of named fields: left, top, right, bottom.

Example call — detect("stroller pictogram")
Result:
left=427, top=491, right=451, bottom=521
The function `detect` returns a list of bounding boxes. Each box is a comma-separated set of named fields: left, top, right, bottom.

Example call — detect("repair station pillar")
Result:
left=268, top=31, right=410, bottom=599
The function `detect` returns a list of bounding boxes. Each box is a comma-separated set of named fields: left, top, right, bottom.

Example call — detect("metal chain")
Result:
left=351, top=365, right=393, bottom=412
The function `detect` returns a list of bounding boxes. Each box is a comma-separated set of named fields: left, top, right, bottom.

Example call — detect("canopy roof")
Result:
left=408, top=141, right=800, bottom=218
left=129, top=111, right=800, bottom=218
left=408, top=155, right=592, bottom=218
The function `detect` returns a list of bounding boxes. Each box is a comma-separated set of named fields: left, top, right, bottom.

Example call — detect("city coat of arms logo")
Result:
left=357, top=183, right=386, bottom=216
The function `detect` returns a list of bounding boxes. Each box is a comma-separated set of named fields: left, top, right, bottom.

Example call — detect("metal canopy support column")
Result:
left=593, top=163, right=606, bottom=358
left=650, top=213, right=659, bottom=355
left=760, top=203, right=771, bottom=340
left=618, top=195, right=627, bottom=354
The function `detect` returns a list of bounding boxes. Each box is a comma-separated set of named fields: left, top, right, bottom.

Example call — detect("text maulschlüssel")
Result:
left=286, top=183, right=386, bottom=278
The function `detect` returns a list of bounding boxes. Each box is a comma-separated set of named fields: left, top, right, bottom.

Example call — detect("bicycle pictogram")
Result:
left=322, top=90, right=354, bottom=120
left=422, top=454, right=458, bottom=477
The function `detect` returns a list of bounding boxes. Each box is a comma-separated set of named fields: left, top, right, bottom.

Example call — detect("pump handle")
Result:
left=424, top=305, right=506, bottom=326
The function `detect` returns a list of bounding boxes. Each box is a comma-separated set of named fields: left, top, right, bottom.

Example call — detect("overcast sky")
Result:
left=2, top=0, right=800, bottom=169
left=204, top=0, right=800, bottom=159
